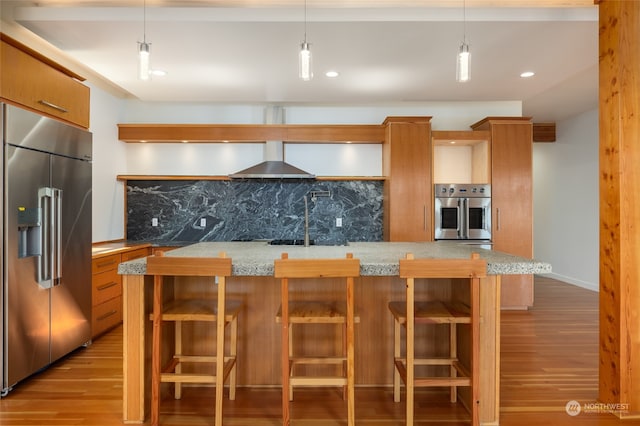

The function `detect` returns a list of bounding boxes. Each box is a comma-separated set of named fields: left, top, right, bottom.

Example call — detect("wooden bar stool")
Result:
left=274, top=252, right=360, bottom=426
left=147, top=251, right=241, bottom=426
left=388, top=252, right=486, bottom=426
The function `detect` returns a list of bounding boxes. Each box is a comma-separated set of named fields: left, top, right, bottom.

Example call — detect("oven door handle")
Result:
left=460, top=198, right=467, bottom=239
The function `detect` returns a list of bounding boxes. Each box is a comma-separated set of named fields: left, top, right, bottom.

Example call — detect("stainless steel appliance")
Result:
left=434, top=183, right=491, bottom=241
left=1, top=103, right=92, bottom=396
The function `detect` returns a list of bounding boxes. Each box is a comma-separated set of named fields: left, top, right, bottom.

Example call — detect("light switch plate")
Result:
left=200, top=218, right=206, bottom=227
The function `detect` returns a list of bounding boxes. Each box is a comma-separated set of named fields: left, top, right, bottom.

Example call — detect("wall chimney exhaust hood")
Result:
left=229, top=106, right=315, bottom=179
left=229, top=142, right=315, bottom=179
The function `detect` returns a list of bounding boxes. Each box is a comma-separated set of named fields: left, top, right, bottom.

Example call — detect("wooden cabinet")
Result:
left=91, top=246, right=150, bottom=338
left=383, top=117, right=432, bottom=241
left=0, top=34, right=90, bottom=128
left=91, top=254, right=123, bottom=338
left=472, top=117, right=533, bottom=309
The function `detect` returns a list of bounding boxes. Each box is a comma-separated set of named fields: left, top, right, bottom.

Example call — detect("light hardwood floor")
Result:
left=0, top=276, right=633, bottom=425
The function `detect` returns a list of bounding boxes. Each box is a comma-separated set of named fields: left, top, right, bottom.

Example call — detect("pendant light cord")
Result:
left=143, top=0, right=147, bottom=44
left=462, top=0, right=467, bottom=44
left=303, top=0, right=308, bottom=43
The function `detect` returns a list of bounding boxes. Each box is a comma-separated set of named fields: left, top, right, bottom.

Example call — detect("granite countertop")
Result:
left=118, top=241, right=551, bottom=277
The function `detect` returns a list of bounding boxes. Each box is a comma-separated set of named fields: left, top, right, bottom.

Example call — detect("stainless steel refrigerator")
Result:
left=1, top=103, right=92, bottom=396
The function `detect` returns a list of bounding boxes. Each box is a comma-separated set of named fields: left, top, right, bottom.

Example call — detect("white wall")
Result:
left=533, top=108, right=599, bottom=291
left=89, top=83, right=128, bottom=242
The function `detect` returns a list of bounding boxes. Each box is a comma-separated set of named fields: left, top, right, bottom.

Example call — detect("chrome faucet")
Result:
left=303, top=191, right=331, bottom=247
left=304, top=195, right=310, bottom=247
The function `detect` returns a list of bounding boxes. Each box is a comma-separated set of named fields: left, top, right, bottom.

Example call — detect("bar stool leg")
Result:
left=289, top=324, right=294, bottom=401
left=174, top=321, right=182, bottom=400
left=229, top=315, right=238, bottom=400
left=450, top=323, right=457, bottom=403
left=281, top=276, right=291, bottom=426
left=393, top=317, right=401, bottom=402
left=346, top=276, right=355, bottom=426
left=214, top=277, right=226, bottom=426
left=151, top=276, right=163, bottom=426
left=406, top=277, right=415, bottom=426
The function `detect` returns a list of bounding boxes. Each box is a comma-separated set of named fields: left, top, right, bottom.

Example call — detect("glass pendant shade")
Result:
left=299, top=41, right=312, bottom=81
left=138, top=41, right=150, bottom=80
left=456, top=42, right=471, bottom=83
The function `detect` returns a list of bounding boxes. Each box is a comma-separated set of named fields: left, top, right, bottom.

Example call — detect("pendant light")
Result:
left=456, top=0, right=471, bottom=83
left=138, top=0, right=151, bottom=80
left=299, top=0, right=312, bottom=81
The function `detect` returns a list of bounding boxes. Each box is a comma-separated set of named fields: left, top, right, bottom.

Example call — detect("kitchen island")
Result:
left=118, top=241, right=550, bottom=425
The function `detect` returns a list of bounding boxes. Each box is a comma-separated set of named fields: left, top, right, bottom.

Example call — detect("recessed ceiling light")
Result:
left=520, top=71, right=535, bottom=78
left=325, top=70, right=339, bottom=78
left=150, top=69, right=167, bottom=77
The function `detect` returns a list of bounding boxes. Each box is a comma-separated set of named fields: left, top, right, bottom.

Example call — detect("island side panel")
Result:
left=481, top=275, right=500, bottom=425
left=122, top=274, right=145, bottom=424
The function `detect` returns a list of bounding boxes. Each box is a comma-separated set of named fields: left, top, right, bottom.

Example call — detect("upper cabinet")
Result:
left=383, top=116, right=432, bottom=242
left=0, top=34, right=90, bottom=129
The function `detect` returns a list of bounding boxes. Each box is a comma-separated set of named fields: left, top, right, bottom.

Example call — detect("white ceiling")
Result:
left=1, top=1, right=599, bottom=123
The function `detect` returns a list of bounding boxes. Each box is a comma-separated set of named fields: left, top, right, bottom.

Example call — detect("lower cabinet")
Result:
left=91, top=247, right=150, bottom=338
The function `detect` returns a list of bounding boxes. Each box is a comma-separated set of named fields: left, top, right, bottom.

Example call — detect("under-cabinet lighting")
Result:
left=520, top=71, right=535, bottom=78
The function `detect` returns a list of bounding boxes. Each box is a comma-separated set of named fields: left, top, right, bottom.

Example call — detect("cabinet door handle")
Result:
left=424, top=204, right=427, bottom=231
left=38, top=100, right=68, bottom=113
left=96, top=259, right=116, bottom=268
left=97, top=310, right=118, bottom=321
left=97, top=281, right=118, bottom=291
left=496, top=207, right=501, bottom=231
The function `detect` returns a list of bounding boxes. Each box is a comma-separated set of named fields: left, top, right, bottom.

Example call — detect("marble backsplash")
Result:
left=125, top=180, right=383, bottom=245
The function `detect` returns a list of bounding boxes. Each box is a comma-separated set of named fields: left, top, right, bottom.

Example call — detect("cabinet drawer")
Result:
left=92, top=268, right=122, bottom=305
left=92, top=253, right=121, bottom=274
left=1, top=41, right=90, bottom=128
left=121, top=247, right=150, bottom=262
left=92, top=296, right=123, bottom=338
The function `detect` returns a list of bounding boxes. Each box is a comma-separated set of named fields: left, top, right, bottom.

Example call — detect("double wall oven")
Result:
left=434, top=183, right=491, bottom=241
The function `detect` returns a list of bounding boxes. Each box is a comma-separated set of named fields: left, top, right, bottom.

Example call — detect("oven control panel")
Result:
left=435, top=183, right=491, bottom=198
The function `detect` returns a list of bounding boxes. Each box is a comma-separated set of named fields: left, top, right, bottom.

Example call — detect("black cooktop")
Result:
left=268, top=239, right=315, bottom=246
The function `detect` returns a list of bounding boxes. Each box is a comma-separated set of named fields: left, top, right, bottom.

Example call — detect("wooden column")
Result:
left=598, top=0, right=640, bottom=418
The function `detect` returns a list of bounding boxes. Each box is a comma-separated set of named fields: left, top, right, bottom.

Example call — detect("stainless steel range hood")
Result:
left=229, top=141, right=315, bottom=179
left=229, top=107, right=315, bottom=179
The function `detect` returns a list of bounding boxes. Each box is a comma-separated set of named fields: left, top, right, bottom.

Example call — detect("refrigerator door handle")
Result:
left=53, top=188, right=63, bottom=286
left=37, top=187, right=53, bottom=289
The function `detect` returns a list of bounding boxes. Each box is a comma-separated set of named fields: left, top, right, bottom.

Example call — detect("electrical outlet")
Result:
left=200, top=218, right=206, bottom=227
left=152, top=218, right=158, bottom=227
left=336, top=217, right=343, bottom=227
